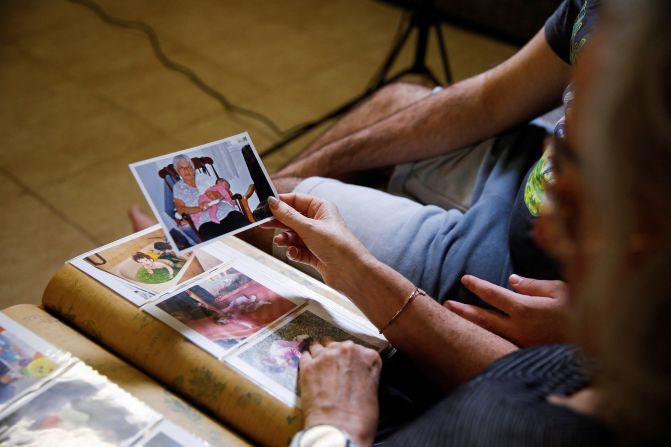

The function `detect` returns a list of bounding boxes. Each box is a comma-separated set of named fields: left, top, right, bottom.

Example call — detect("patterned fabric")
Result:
left=385, top=345, right=612, bottom=446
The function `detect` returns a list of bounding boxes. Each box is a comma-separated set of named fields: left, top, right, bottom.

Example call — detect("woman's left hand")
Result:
left=445, top=275, right=569, bottom=347
left=299, top=340, right=382, bottom=447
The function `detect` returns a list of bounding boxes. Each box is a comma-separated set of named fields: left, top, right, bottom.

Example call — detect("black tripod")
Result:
left=261, top=3, right=453, bottom=159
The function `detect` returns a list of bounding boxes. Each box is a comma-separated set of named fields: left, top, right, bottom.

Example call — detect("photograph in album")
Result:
left=146, top=267, right=300, bottom=357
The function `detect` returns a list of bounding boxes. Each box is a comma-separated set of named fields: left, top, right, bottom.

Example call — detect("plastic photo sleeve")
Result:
left=134, top=420, right=210, bottom=447
left=0, top=362, right=161, bottom=446
left=0, top=313, right=74, bottom=413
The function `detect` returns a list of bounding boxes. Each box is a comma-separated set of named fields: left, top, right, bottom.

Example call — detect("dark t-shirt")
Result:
left=386, top=345, right=612, bottom=446
left=508, top=0, right=599, bottom=280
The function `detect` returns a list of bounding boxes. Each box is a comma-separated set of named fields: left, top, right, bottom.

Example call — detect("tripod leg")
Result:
left=434, top=23, right=453, bottom=84
left=371, top=13, right=414, bottom=89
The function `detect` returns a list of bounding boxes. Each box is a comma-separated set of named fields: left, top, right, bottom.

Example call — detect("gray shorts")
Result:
left=292, top=125, right=545, bottom=304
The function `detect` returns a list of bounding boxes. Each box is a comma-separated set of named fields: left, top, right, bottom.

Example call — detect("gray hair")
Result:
left=575, top=0, right=671, bottom=442
left=172, top=154, right=194, bottom=170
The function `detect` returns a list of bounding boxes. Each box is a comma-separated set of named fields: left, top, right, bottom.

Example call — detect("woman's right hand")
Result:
left=264, top=194, right=375, bottom=291
left=299, top=340, right=381, bottom=447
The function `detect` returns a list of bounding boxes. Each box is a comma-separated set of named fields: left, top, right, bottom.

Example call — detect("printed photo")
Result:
left=0, top=362, right=160, bottom=446
left=130, top=133, right=277, bottom=253
left=233, top=308, right=376, bottom=399
left=0, top=315, right=72, bottom=412
left=148, top=267, right=298, bottom=356
left=81, top=227, right=220, bottom=294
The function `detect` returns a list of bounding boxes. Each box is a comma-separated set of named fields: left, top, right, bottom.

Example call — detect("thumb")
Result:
left=268, top=196, right=312, bottom=234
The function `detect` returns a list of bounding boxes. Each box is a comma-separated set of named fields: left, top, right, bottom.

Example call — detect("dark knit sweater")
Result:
left=386, top=345, right=612, bottom=446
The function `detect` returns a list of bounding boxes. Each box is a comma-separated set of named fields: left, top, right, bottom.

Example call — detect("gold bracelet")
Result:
left=378, top=287, right=426, bottom=334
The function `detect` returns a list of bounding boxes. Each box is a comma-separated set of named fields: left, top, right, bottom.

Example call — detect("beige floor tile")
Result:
left=0, top=0, right=94, bottom=43
left=38, top=140, right=179, bottom=245
left=0, top=0, right=521, bottom=310
left=0, top=43, right=68, bottom=100
left=0, top=81, right=167, bottom=188
left=0, top=171, right=95, bottom=308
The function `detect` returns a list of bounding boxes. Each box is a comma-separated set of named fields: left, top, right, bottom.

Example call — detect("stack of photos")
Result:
left=0, top=314, right=208, bottom=447
left=70, top=225, right=229, bottom=306
left=130, top=132, right=278, bottom=254
left=144, top=252, right=388, bottom=407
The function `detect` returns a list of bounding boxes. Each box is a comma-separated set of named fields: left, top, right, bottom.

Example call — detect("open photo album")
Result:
left=69, top=225, right=389, bottom=408
left=26, top=132, right=391, bottom=445
left=0, top=313, right=209, bottom=447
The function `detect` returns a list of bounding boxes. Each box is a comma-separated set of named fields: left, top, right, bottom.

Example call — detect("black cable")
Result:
left=68, top=0, right=289, bottom=137
left=68, top=0, right=417, bottom=161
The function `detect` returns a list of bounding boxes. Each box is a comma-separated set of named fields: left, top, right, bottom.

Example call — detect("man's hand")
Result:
left=299, top=340, right=381, bottom=447
left=445, top=275, right=569, bottom=347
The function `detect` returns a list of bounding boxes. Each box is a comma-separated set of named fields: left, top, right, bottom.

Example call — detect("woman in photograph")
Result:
left=268, top=0, right=671, bottom=445
left=171, top=155, right=249, bottom=241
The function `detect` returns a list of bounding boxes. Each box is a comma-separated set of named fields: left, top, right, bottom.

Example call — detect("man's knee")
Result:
left=372, top=82, right=433, bottom=110
left=272, top=175, right=304, bottom=194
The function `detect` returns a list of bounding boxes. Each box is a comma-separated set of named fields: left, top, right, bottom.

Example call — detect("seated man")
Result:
left=272, top=0, right=598, bottom=309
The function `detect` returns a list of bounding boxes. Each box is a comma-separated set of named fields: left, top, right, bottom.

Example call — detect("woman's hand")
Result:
left=445, top=275, right=569, bottom=347
left=299, top=340, right=381, bottom=447
left=264, top=194, right=375, bottom=292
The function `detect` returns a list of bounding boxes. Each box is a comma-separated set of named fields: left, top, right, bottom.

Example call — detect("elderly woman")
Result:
left=171, top=155, right=249, bottom=241
left=265, top=0, right=671, bottom=445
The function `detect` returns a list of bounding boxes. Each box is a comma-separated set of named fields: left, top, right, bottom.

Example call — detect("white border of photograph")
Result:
left=142, top=257, right=311, bottom=360
left=129, top=132, right=278, bottom=255
left=0, top=313, right=75, bottom=413
left=225, top=302, right=388, bottom=408
left=134, top=419, right=210, bottom=447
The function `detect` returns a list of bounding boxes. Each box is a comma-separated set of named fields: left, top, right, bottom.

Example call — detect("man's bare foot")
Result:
left=128, top=204, right=157, bottom=232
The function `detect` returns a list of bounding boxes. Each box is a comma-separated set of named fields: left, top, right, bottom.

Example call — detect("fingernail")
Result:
left=509, top=274, right=523, bottom=285
left=268, top=196, right=279, bottom=209
left=287, top=246, right=297, bottom=260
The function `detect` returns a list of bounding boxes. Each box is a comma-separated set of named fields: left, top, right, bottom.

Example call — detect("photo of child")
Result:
left=153, top=268, right=298, bottom=354
left=131, top=251, right=176, bottom=283
left=83, top=227, right=217, bottom=293
left=0, top=326, right=60, bottom=408
left=197, top=178, right=236, bottom=226
left=235, top=310, right=374, bottom=395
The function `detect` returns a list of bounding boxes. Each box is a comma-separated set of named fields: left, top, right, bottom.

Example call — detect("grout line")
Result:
left=0, top=167, right=101, bottom=246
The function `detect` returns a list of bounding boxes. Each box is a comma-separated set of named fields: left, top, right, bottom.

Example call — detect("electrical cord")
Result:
left=68, top=0, right=411, bottom=160
left=68, top=0, right=290, bottom=137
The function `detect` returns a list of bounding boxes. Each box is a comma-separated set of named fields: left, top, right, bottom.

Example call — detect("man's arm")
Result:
left=285, top=30, right=572, bottom=178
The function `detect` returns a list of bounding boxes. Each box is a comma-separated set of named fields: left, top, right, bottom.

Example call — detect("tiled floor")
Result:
left=0, top=0, right=516, bottom=308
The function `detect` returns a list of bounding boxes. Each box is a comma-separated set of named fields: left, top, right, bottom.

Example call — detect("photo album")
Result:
left=0, top=313, right=208, bottom=446
left=1, top=133, right=391, bottom=446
